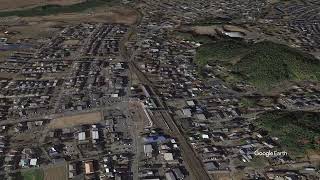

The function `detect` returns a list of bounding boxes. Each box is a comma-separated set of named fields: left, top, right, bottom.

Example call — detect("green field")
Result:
left=21, top=169, right=44, bottom=180
left=174, top=31, right=214, bottom=44
left=0, top=0, right=116, bottom=17
left=255, top=111, right=320, bottom=157
left=195, top=40, right=320, bottom=90
left=195, top=40, right=249, bottom=66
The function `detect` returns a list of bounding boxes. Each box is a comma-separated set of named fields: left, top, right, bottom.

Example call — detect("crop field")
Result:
left=44, top=163, right=67, bottom=180
left=195, top=40, right=320, bottom=91
left=255, top=111, right=320, bottom=157
left=0, top=6, right=138, bottom=42
left=21, top=169, right=44, bottom=180
left=0, top=0, right=116, bottom=17
left=0, top=0, right=85, bottom=11
left=48, top=111, right=102, bottom=129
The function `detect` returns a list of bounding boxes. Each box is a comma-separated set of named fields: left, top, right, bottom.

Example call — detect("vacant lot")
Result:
left=0, top=0, right=84, bottom=11
left=48, top=111, right=102, bottom=129
left=44, top=163, right=67, bottom=180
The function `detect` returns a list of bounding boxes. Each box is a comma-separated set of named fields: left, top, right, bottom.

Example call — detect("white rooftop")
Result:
left=30, top=158, right=37, bottom=166
left=164, top=153, right=174, bottom=161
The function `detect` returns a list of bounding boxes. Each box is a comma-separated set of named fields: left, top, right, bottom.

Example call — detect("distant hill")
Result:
left=196, top=40, right=320, bottom=91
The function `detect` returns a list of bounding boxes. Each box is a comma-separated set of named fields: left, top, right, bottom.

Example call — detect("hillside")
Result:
left=255, top=111, right=320, bottom=157
left=233, top=41, right=320, bottom=89
left=195, top=40, right=320, bottom=90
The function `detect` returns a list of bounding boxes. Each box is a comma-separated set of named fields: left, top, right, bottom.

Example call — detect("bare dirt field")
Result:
left=0, top=6, right=138, bottom=40
left=307, top=150, right=320, bottom=164
left=129, top=101, right=151, bottom=128
left=43, top=163, right=68, bottom=180
left=38, top=6, right=138, bottom=24
left=48, top=111, right=102, bottom=129
left=191, top=25, right=219, bottom=36
left=9, top=129, right=43, bottom=146
left=191, top=25, right=248, bottom=36
left=0, top=0, right=85, bottom=11
left=0, top=72, right=16, bottom=78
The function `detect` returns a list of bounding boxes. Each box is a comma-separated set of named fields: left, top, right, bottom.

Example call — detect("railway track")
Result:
left=128, top=61, right=212, bottom=180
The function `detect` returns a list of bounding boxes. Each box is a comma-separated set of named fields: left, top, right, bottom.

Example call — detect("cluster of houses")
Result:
left=127, top=0, right=320, bottom=179
left=279, top=84, right=320, bottom=110
left=82, top=24, right=127, bottom=57
left=0, top=78, right=60, bottom=119
left=268, top=0, right=320, bottom=52
left=56, top=58, right=129, bottom=113
left=0, top=21, right=133, bottom=179
left=0, top=0, right=318, bottom=179
left=141, top=129, right=188, bottom=180
left=0, top=23, right=130, bottom=124
left=0, top=106, right=138, bottom=179
left=38, top=24, right=94, bottom=59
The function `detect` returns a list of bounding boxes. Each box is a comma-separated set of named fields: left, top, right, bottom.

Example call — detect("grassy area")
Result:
left=232, top=156, right=269, bottom=168
left=239, top=97, right=257, bottom=108
left=195, top=40, right=249, bottom=67
left=246, top=156, right=269, bottom=168
left=255, top=111, right=320, bottom=157
left=22, top=169, right=44, bottom=180
left=174, top=31, right=213, bottom=44
left=195, top=40, right=320, bottom=90
left=0, top=0, right=116, bottom=17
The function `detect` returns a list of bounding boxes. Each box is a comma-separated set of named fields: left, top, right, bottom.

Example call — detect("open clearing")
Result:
left=0, top=0, right=84, bottom=11
left=44, top=163, right=67, bottom=180
left=48, top=111, right=102, bottom=129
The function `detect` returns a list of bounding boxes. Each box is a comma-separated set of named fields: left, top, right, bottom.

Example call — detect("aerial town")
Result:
left=0, top=0, right=319, bottom=180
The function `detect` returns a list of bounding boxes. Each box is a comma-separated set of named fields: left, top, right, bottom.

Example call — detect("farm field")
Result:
left=0, top=0, right=116, bottom=17
left=43, top=163, right=67, bottom=180
left=21, top=169, right=44, bottom=180
left=0, top=6, right=138, bottom=41
left=0, top=0, right=85, bottom=11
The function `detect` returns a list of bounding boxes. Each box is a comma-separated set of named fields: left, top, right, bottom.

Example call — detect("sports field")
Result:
left=48, top=111, right=102, bottom=129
